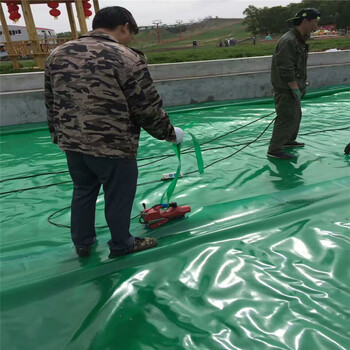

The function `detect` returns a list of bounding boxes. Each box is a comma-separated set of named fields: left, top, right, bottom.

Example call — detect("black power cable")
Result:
left=48, top=204, right=141, bottom=229
left=0, top=170, right=69, bottom=183
left=48, top=116, right=278, bottom=228
left=1, top=124, right=349, bottom=196
left=185, top=117, right=276, bottom=175
left=199, top=111, right=276, bottom=146
left=0, top=181, right=72, bottom=196
left=137, top=111, right=277, bottom=168
left=0, top=111, right=276, bottom=182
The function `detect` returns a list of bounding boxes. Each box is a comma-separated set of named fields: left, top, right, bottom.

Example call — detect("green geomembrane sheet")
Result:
left=1, top=86, right=350, bottom=350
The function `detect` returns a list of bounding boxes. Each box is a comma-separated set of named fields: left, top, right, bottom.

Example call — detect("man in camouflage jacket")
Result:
left=267, top=8, right=320, bottom=160
left=45, top=7, right=184, bottom=258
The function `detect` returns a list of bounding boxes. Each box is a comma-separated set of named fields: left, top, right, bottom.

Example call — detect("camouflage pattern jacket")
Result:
left=45, top=30, right=176, bottom=158
left=271, top=28, right=309, bottom=92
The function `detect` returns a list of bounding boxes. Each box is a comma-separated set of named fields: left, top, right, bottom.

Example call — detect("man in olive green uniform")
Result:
left=267, top=8, right=320, bottom=159
left=45, top=7, right=184, bottom=258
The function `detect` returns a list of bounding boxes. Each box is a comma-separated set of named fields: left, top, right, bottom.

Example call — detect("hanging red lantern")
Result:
left=9, top=11, right=21, bottom=23
left=48, top=1, right=59, bottom=9
left=7, top=4, right=19, bottom=12
left=48, top=1, right=61, bottom=19
left=84, top=9, right=92, bottom=18
left=49, top=8, right=61, bottom=20
left=83, top=2, right=92, bottom=10
left=83, top=0, right=93, bottom=18
left=7, top=1, right=21, bottom=23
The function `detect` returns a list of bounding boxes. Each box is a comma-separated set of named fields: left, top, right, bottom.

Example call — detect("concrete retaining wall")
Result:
left=1, top=50, right=349, bottom=126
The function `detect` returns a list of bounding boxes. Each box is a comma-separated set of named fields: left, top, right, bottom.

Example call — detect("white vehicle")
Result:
left=0, top=24, right=57, bottom=43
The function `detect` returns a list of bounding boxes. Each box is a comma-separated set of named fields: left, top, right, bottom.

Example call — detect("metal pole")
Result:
left=152, top=20, right=162, bottom=43
left=176, top=20, right=183, bottom=39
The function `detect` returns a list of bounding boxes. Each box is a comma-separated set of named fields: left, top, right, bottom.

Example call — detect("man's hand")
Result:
left=288, top=81, right=302, bottom=101
left=173, top=127, right=184, bottom=144
left=291, top=88, right=302, bottom=101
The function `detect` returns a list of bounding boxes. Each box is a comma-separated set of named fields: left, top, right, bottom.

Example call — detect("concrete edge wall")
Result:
left=156, top=64, right=349, bottom=107
left=150, top=50, right=350, bottom=80
left=1, top=50, right=349, bottom=93
left=1, top=51, right=350, bottom=126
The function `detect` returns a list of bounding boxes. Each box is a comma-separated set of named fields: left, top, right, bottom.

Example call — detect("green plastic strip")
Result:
left=188, top=131, right=204, bottom=174
left=160, top=144, right=182, bottom=205
left=160, top=131, right=204, bottom=206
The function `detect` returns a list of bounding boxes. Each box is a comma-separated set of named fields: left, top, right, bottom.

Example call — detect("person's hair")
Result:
left=92, top=6, right=139, bottom=34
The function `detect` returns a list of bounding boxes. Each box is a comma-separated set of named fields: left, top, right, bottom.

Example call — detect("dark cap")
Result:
left=287, top=8, right=321, bottom=24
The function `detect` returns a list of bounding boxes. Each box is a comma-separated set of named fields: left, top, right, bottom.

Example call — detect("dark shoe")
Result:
left=75, top=245, right=91, bottom=257
left=267, top=151, right=294, bottom=160
left=75, top=238, right=97, bottom=257
left=109, top=237, right=158, bottom=258
left=283, top=141, right=305, bottom=148
left=344, top=143, right=350, bottom=154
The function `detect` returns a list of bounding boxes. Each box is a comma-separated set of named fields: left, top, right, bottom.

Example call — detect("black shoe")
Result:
left=283, top=141, right=305, bottom=148
left=267, top=151, right=294, bottom=160
left=75, top=245, right=91, bottom=257
left=109, top=237, right=158, bottom=258
left=75, top=238, right=97, bottom=257
left=344, top=143, right=350, bottom=154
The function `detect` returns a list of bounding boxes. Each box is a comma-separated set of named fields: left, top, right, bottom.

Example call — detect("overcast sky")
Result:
left=3, top=0, right=302, bottom=32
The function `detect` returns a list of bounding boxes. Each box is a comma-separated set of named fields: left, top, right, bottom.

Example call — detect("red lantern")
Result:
left=83, top=2, right=92, bottom=10
left=48, top=1, right=61, bottom=19
left=7, top=1, right=21, bottom=23
left=83, top=0, right=93, bottom=18
left=49, top=8, right=61, bottom=19
left=48, top=1, right=59, bottom=8
left=84, top=9, right=93, bottom=19
left=7, top=4, right=19, bottom=12
left=9, top=11, right=21, bottom=23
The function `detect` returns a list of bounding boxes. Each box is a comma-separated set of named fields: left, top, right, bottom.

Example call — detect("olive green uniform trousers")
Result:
left=268, top=90, right=302, bottom=153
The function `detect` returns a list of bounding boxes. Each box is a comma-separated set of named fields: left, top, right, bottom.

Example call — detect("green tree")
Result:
left=243, top=5, right=260, bottom=35
left=57, top=31, right=73, bottom=38
left=243, top=0, right=350, bottom=34
left=289, top=0, right=350, bottom=30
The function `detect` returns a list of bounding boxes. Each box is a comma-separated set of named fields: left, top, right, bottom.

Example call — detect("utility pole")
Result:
left=189, top=19, right=195, bottom=32
left=176, top=20, right=183, bottom=39
left=152, top=20, right=162, bottom=43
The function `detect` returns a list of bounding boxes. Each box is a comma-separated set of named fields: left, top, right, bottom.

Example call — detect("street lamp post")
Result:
left=189, top=19, right=194, bottom=32
left=176, top=20, right=183, bottom=39
left=152, top=19, right=162, bottom=43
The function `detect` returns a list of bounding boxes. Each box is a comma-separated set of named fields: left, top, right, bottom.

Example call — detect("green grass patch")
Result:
left=0, top=60, right=40, bottom=74
left=0, top=36, right=349, bottom=73
left=146, top=43, right=274, bottom=64
left=134, top=21, right=248, bottom=51
left=308, top=37, right=350, bottom=51
left=145, top=37, right=350, bottom=64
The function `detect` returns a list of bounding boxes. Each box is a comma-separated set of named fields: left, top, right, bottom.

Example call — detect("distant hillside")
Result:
left=133, top=18, right=249, bottom=51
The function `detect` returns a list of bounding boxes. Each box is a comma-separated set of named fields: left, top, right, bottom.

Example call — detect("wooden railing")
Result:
left=3, top=37, right=73, bottom=57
